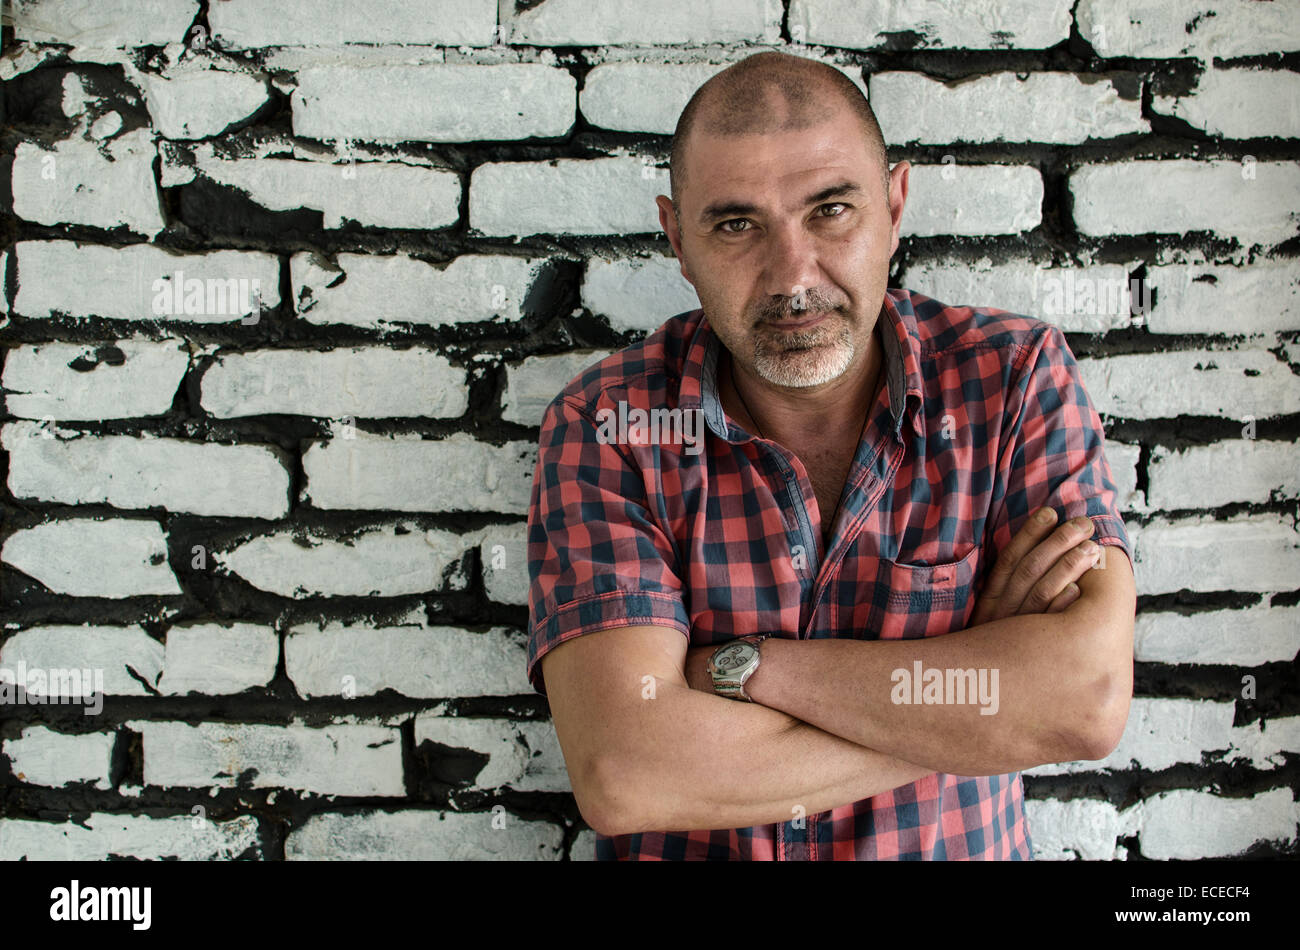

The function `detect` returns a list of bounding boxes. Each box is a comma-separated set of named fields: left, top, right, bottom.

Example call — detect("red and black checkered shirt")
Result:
left=526, top=287, right=1133, bottom=860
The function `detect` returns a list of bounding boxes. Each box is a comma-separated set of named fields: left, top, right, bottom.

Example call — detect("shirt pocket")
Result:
left=866, top=543, right=981, bottom=641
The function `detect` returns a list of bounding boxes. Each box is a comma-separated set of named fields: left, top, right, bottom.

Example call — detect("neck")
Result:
left=726, top=319, right=885, bottom=447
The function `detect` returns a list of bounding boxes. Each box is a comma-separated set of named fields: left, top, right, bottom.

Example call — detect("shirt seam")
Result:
left=533, top=588, right=690, bottom=640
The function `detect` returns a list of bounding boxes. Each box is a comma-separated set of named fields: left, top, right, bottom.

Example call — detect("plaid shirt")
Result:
left=526, top=287, right=1133, bottom=860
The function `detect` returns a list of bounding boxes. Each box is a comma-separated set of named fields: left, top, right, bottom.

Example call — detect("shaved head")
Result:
left=669, top=51, right=889, bottom=218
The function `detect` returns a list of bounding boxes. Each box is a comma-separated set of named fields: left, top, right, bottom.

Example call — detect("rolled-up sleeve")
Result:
left=986, top=323, right=1133, bottom=567
left=525, top=394, right=690, bottom=696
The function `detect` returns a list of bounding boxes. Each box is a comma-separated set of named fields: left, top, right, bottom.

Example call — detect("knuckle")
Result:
left=1052, top=523, right=1081, bottom=544
left=1018, top=591, right=1048, bottom=615
left=1013, top=549, right=1051, bottom=584
left=1069, top=543, right=1099, bottom=567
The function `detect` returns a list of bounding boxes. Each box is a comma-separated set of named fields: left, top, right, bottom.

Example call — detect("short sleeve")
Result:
left=525, top=394, right=690, bottom=696
left=985, top=323, right=1133, bottom=570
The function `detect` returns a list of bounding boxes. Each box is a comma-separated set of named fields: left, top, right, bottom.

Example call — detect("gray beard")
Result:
left=751, top=320, right=855, bottom=387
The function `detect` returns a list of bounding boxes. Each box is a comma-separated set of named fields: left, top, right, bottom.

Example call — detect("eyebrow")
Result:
left=698, top=180, right=864, bottom=224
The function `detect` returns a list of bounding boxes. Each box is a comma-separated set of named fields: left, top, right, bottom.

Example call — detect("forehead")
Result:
left=682, top=109, right=877, bottom=210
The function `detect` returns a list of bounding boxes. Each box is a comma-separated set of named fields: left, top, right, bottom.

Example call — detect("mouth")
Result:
left=762, top=310, right=831, bottom=332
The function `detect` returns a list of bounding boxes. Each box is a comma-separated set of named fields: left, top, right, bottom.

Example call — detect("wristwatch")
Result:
left=707, top=635, right=769, bottom=701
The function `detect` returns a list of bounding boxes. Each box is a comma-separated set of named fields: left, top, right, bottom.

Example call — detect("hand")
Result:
left=684, top=644, right=716, bottom=693
left=970, top=506, right=1103, bottom=626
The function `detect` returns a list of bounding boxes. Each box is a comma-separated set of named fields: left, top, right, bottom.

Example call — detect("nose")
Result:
left=761, top=220, right=821, bottom=305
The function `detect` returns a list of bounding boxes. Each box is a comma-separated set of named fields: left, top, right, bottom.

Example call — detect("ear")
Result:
left=886, top=161, right=910, bottom=259
left=656, top=194, right=695, bottom=287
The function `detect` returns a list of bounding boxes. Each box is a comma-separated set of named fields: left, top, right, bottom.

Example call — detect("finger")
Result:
left=980, top=506, right=1060, bottom=606
left=1045, top=581, right=1081, bottom=613
left=1016, top=540, right=1101, bottom=616
left=994, top=516, right=1098, bottom=619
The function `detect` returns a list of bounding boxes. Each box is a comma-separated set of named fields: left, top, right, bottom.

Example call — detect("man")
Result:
left=525, top=51, right=1136, bottom=860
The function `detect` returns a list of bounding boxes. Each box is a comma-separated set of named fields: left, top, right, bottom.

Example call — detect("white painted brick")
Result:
left=470, top=157, right=666, bottom=237
left=790, top=0, right=1073, bottom=50
left=1153, top=67, right=1300, bottom=140
left=209, top=0, right=496, bottom=48
left=1148, top=440, right=1300, bottom=509
left=0, top=813, right=260, bottom=860
left=2, top=339, right=189, bottom=421
left=292, top=252, right=544, bottom=329
left=259, top=49, right=455, bottom=78
left=1, top=421, right=291, bottom=519
left=1134, top=603, right=1300, bottom=666
left=1078, top=348, right=1300, bottom=420
left=480, top=522, right=528, bottom=606
left=1027, top=698, right=1236, bottom=775
left=12, top=130, right=164, bottom=235
left=1134, top=787, right=1295, bottom=859
left=1, top=624, right=163, bottom=695
left=292, top=64, right=574, bottom=144
left=581, top=59, right=868, bottom=135
left=89, top=112, right=122, bottom=138
left=1103, top=440, right=1142, bottom=511
left=0, top=45, right=59, bottom=83
left=900, top=165, right=1042, bottom=236
left=1077, top=0, right=1300, bottom=60
left=13, top=240, right=280, bottom=322
left=158, top=622, right=278, bottom=696
left=583, top=254, right=699, bottom=334
left=284, top=622, right=531, bottom=698
left=62, top=72, right=94, bottom=118
left=301, top=431, right=535, bottom=514
left=413, top=716, right=569, bottom=792
left=502, top=350, right=614, bottom=426
left=571, top=828, right=598, bottom=859
left=509, top=0, right=779, bottom=45
left=1224, top=715, right=1300, bottom=771
left=134, top=720, right=404, bottom=797
left=904, top=259, right=1138, bottom=334
left=129, top=51, right=270, bottom=140
left=872, top=71, right=1145, bottom=144
left=582, top=63, right=728, bottom=134
left=1, top=520, right=181, bottom=598
left=1071, top=161, right=1300, bottom=245
left=177, top=144, right=461, bottom=231
left=3, top=726, right=115, bottom=789
left=9, top=0, right=199, bottom=48
left=215, top=525, right=473, bottom=599
left=200, top=347, right=467, bottom=420
left=1131, top=514, right=1300, bottom=595
left=1024, top=798, right=1123, bottom=860
left=285, top=809, right=563, bottom=860
left=1146, top=260, right=1300, bottom=335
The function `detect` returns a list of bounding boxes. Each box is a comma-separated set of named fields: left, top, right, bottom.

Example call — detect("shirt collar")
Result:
left=685, top=289, right=925, bottom=444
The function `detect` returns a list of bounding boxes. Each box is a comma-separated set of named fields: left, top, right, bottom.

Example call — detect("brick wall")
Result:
left=0, top=0, right=1296, bottom=860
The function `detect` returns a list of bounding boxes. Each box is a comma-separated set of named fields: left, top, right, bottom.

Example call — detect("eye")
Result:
left=818, top=202, right=849, bottom=216
left=718, top=218, right=751, bottom=233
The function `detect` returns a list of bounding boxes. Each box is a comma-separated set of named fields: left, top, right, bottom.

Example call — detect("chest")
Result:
left=786, top=441, right=857, bottom=537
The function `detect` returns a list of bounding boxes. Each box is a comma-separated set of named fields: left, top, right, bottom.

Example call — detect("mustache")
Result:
left=753, top=286, right=844, bottom=322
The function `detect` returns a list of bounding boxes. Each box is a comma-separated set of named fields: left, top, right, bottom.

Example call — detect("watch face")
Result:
left=714, top=642, right=756, bottom=673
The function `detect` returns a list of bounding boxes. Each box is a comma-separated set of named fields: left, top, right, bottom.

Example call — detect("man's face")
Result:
left=659, top=102, right=907, bottom=390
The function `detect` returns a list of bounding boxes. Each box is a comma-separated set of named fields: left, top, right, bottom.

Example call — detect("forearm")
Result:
left=596, top=677, right=932, bottom=835
left=745, top=611, right=1122, bottom=776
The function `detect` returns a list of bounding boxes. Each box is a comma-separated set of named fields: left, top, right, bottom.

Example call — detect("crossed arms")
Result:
left=541, top=509, right=1136, bottom=837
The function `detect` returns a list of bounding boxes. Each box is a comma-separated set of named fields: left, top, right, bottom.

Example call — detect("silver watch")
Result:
left=707, top=635, right=769, bottom=701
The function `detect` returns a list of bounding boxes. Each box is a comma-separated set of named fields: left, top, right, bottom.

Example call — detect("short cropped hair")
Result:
left=669, top=51, right=890, bottom=218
